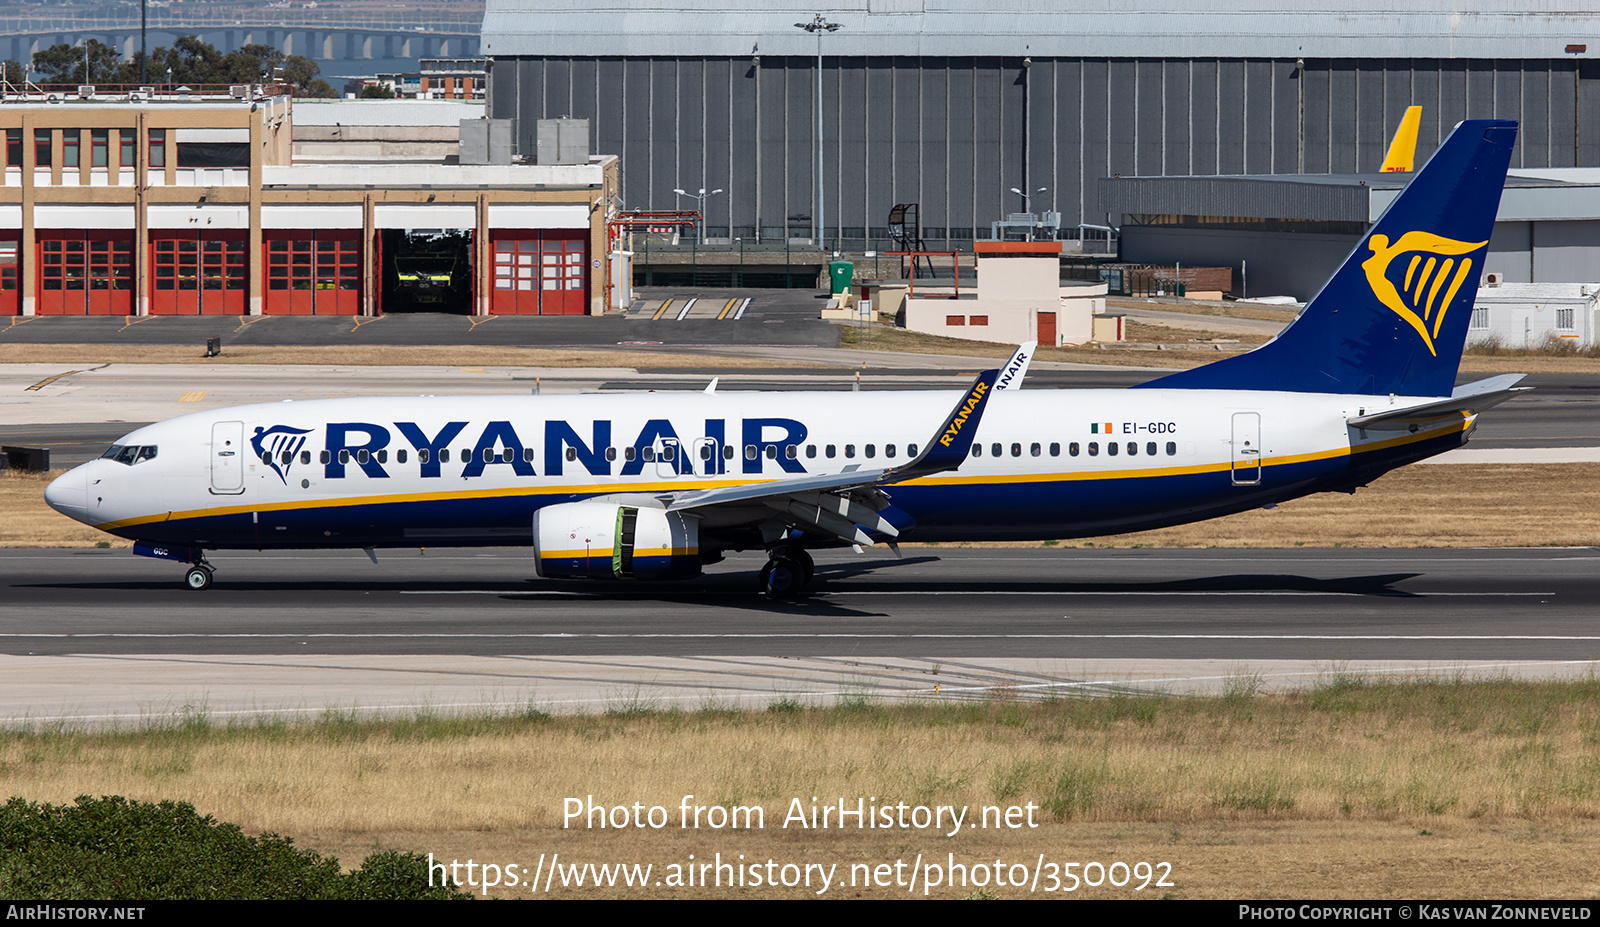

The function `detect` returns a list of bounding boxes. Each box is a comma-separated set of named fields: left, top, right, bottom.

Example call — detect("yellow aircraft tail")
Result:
left=1380, top=105, right=1423, bottom=172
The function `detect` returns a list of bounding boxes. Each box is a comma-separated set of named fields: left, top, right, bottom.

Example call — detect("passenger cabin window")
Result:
left=1087, top=442, right=1098, bottom=456
left=844, top=444, right=855, bottom=458
left=1166, top=442, right=1177, bottom=456
left=1146, top=442, right=1157, bottom=456
left=1107, top=443, right=1118, bottom=456
left=806, top=445, right=817, bottom=458
left=908, top=443, right=918, bottom=457
left=397, top=449, right=408, bottom=464
left=826, top=445, right=836, bottom=458
left=864, top=444, right=875, bottom=458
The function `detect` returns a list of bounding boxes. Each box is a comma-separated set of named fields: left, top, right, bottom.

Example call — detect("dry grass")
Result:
left=1106, top=298, right=1302, bottom=323
left=978, top=462, right=1600, bottom=550
left=7, top=681, right=1600, bottom=898
left=839, top=324, right=1253, bottom=368
left=0, top=344, right=825, bottom=370
left=7, top=463, right=1595, bottom=550
left=0, top=471, right=130, bottom=548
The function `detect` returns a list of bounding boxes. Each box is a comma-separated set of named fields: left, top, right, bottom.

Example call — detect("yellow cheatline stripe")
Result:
left=179, top=391, right=208, bottom=403
left=652, top=299, right=673, bottom=321
left=93, top=423, right=1467, bottom=532
left=717, top=298, right=738, bottom=320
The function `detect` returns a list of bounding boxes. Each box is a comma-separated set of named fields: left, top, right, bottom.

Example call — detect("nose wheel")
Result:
left=184, top=562, right=214, bottom=591
left=759, top=548, right=815, bottom=598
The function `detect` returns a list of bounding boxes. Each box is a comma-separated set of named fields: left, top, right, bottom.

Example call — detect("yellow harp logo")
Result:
left=1361, top=231, right=1486, bottom=356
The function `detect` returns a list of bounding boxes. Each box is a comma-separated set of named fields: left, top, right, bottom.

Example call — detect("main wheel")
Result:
left=760, top=558, right=799, bottom=598
left=185, top=566, right=213, bottom=591
left=791, top=549, right=815, bottom=587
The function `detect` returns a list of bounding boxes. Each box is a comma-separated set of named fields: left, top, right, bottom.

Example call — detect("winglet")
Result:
left=884, top=367, right=999, bottom=482
left=993, top=341, right=1037, bottom=391
left=1380, top=106, right=1422, bottom=173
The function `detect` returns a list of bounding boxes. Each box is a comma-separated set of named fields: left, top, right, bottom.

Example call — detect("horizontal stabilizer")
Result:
left=1347, top=374, right=1530, bottom=429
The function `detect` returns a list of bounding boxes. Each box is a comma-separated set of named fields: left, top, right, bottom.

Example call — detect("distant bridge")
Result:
left=0, top=16, right=481, bottom=67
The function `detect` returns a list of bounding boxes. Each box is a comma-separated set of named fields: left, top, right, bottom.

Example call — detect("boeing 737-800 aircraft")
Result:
left=46, top=120, right=1525, bottom=596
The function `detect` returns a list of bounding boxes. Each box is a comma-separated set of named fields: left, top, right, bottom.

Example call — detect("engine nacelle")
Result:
left=532, top=501, right=702, bottom=581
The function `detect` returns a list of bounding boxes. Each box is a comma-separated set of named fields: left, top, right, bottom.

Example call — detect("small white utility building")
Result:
left=902, top=242, right=1104, bottom=346
left=1469, top=280, right=1598, bottom=349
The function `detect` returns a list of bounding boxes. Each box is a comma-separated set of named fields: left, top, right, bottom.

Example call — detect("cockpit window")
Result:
left=103, top=444, right=157, bottom=465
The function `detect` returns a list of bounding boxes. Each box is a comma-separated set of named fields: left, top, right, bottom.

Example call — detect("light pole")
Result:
left=795, top=13, right=840, bottom=251
left=672, top=187, right=723, bottom=242
left=1010, top=186, right=1047, bottom=240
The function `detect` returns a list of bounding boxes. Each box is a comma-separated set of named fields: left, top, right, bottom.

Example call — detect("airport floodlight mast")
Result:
left=795, top=13, right=842, bottom=251
left=673, top=187, right=723, bottom=241
left=1010, top=187, right=1048, bottom=240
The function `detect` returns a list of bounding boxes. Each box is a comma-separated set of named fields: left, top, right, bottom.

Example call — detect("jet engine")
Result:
left=532, top=501, right=702, bottom=581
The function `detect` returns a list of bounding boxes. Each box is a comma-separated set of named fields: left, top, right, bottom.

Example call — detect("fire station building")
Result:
left=1, top=90, right=617, bottom=317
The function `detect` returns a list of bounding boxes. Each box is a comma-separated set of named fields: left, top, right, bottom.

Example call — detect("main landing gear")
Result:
left=759, top=547, right=815, bottom=598
left=184, top=557, right=215, bottom=591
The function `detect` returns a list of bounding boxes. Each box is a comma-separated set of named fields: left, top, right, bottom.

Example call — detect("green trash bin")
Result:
left=828, top=260, right=854, bottom=295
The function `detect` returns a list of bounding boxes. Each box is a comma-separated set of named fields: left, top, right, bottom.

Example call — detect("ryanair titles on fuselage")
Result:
left=250, top=417, right=811, bottom=483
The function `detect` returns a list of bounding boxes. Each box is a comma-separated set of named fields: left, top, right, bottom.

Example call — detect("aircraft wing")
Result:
left=665, top=367, right=1001, bottom=545
left=1346, top=374, right=1530, bottom=429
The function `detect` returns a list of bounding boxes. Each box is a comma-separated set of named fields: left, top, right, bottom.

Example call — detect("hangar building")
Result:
left=1, top=91, right=615, bottom=317
left=481, top=1, right=1600, bottom=253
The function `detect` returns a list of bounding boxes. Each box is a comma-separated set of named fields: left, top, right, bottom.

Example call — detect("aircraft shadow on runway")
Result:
left=14, top=566, right=1428, bottom=614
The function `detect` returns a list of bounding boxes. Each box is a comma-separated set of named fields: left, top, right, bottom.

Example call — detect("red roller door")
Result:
left=0, top=236, right=17, bottom=316
left=36, top=231, right=133, bottom=316
left=150, top=231, right=247, bottom=315
left=491, top=230, right=586, bottom=315
left=264, top=230, right=361, bottom=315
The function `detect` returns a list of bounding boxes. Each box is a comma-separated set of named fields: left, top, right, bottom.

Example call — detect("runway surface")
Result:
left=2, top=547, right=1597, bottom=726
left=9, top=546, right=1598, bottom=660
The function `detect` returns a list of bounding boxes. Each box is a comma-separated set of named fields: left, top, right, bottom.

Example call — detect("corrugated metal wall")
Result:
left=491, top=56, right=1600, bottom=248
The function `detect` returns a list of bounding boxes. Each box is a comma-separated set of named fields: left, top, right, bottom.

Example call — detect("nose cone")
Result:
left=44, top=467, right=89, bottom=524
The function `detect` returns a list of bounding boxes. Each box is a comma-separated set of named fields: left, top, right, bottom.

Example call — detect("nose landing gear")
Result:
left=759, top=547, right=815, bottom=598
left=184, top=558, right=215, bottom=591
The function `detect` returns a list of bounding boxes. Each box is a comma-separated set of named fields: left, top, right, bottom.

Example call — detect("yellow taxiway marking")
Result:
left=24, top=370, right=79, bottom=391
left=350, top=315, right=385, bottom=332
left=179, top=391, right=208, bottom=402
left=716, top=298, right=738, bottom=320
left=116, top=316, right=160, bottom=333
left=461, top=368, right=488, bottom=374
left=233, top=315, right=271, bottom=333
left=3, top=316, right=38, bottom=333
left=466, top=315, right=497, bottom=332
left=652, top=299, right=674, bottom=321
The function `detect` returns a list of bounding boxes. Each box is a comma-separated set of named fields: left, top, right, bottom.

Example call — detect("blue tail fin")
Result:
left=1136, top=119, right=1517, bottom=397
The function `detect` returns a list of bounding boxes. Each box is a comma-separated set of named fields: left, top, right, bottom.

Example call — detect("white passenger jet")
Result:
left=46, top=119, right=1526, bottom=596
